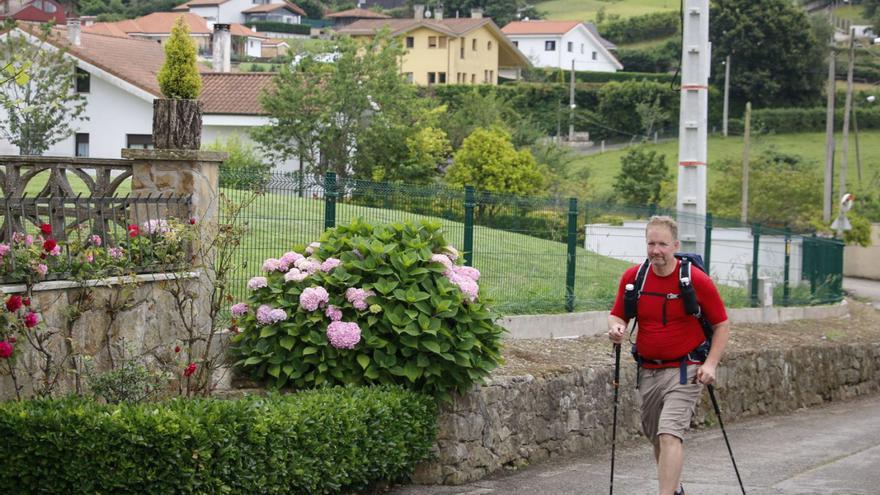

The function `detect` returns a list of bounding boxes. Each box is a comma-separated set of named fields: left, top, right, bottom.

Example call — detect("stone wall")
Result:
left=413, top=341, right=880, bottom=484
left=844, top=224, right=880, bottom=280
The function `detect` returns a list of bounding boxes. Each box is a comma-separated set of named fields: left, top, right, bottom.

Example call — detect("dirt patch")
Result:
left=493, top=299, right=880, bottom=378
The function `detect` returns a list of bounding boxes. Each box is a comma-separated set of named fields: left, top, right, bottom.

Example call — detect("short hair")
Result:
left=646, top=215, right=678, bottom=241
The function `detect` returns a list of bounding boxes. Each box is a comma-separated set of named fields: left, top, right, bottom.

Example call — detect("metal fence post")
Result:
left=565, top=197, right=578, bottom=312
left=783, top=227, right=791, bottom=307
left=808, top=234, right=817, bottom=297
left=704, top=213, right=713, bottom=274
left=750, top=223, right=761, bottom=307
left=324, top=172, right=337, bottom=230
left=463, top=186, right=475, bottom=267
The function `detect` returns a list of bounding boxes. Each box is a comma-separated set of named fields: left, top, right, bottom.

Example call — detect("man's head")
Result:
left=645, top=216, right=680, bottom=274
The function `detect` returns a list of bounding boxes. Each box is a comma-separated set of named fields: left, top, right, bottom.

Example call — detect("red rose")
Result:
left=23, top=311, right=39, bottom=328
left=40, top=224, right=52, bottom=236
left=5, top=295, right=22, bottom=312
left=184, top=362, right=197, bottom=377
left=128, top=224, right=140, bottom=237
left=0, top=341, right=12, bottom=359
left=22, top=298, right=30, bottom=307
left=43, top=239, right=57, bottom=252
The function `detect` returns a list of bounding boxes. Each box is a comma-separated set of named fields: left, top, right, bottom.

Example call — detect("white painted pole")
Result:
left=676, top=0, right=710, bottom=254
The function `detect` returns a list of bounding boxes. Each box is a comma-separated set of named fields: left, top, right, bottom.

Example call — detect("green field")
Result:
left=575, top=130, right=880, bottom=198
left=832, top=4, right=869, bottom=24
left=534, top=0, right=679, bottom=21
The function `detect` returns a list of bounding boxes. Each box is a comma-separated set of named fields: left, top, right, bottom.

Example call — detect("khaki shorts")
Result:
left=639, top=364, right=703, bottom=445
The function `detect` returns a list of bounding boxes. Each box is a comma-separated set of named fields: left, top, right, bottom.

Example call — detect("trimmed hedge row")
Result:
left=727, top=106, right=880, bottom=135
left=0, top=386, right=437, bottom=494
left=598, top=11, right=680, bottom=45
left=245, top=21, right=311, bottom=35
left=523, top=68, right=676, bottom=84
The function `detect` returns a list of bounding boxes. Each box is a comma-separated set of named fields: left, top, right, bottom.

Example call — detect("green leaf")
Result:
left=259, top=326, right=278, bottom=338
left=422, top=340, right=442, bottom=354
left=279, top=336, right=296, bottom=351
left=243, top=356, right=263, bottom=366
left=402, top=362, right=422, bottom=382
left=267, top=364, right=281, bottom=378
left=302, top=346, right=319, bottom=356
left=357, top=354, right=371, bottom=370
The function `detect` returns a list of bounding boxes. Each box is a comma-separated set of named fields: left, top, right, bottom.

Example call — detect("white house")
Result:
left=0, top=24, right=300, bottom=173
left=500, top=20, right=622, bottom=73
left=173, top=0, right=305, bottom=26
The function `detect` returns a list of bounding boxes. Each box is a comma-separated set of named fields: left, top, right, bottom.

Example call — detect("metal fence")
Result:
left=221, top=169, right=845, bottom=315
left=0, top=194, right=192, bottom=282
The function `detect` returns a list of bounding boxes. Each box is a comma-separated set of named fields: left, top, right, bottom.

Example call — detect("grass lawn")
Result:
left=617, top=35, right=677, bottom=50
left=574, top=130, right=880, bottom=199
left=534, top=0, right=678, bottom=21
left=833, top=4, right=870, bottom=24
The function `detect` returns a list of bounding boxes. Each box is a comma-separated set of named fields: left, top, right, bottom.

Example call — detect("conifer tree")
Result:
left=157, top=17, right=201, bottom=99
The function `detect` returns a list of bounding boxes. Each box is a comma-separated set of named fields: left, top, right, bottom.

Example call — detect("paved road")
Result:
left=391, top=393, right=880, bottom=495
left=844, top=277, right=880, bottom=308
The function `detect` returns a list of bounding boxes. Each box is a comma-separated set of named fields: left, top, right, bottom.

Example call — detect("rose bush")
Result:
left=231, top=219, right=506, bottom=400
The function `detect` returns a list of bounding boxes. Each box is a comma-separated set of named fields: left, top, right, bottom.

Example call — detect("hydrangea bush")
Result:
left=231, top=219, right=506, bottom=400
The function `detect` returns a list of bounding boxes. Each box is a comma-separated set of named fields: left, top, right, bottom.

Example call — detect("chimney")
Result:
left=470, top=7, right=483, bottom=19
left=435, top=3, right=443, bottom=20
left=413, top=3, right=425, bottom=20
left=67, top=18, right=81, bottom=46
left=212, top=23, right=231, bottom=73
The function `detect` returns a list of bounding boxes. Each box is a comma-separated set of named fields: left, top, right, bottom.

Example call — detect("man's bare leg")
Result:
left=657, top=433, right=683, bottom=495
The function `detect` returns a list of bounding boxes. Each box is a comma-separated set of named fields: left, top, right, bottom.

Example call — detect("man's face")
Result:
left=646, top=225, right=679, bottom=271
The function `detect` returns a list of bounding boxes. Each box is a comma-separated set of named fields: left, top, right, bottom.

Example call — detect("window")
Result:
left=428, top=36, right=437, bottom=48
left=428, top=72, right=436, bottom=85
left=487, top=40, right=492, bottom=50
left=592, top=51, right=597, bottom=60
left=43, top=1, right=56, bottom=12
left=472, top=38, right=477, bottom=51
left=75, top=133, right=89, bottom=157
left=439, top=36, right=447, bottom=48
left=75, top=68, right=90, bottom=93
left=404, top=72, right=414, bottom=83
left=581, top=44, right=584, bottom=54
left=438, top=72, right=446, bottom=84
left=406, top=36, right=414, bottom=48
left=545, top=40, right=556, bottom=51
left=126, top=134, right=154, bottom=150
left=513, top=40, right=518, bottom=47
left=460, top=43, right=465, bottom=59
left=483, top=70, right=488, bottom=83
left=470, top=73, right=475, bottom=84
left=567, top=41, right=573, bottom=52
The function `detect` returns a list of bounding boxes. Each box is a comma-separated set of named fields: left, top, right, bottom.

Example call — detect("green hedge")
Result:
left=615, top=39, right=681, bottom=73
left=523, top=68, right=675, bottom=84
left=245, top=21, right=311, bottom=35
left=0, top=387, right=437, bottom=494
left=727, top=106, right=880, bottom=135
left=598, top=11, right=680, bottom=45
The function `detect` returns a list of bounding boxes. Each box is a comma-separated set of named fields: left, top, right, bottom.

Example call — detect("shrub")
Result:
left=615, top=39, right=681, bottom=73
left=727, top=106, right=880, bottom=135
left=447, top=127, right=544, bottom=196
left=157, top=17, right=201, bottom=99
left=599, top=11, right=680, bottom=45
left=0, top=387, right=436, bottom=494
left=231, top=219, right=506, bottom=400
left=613, top=146, right=670, bottom=207
left=244, top=21, right=311, bottom=35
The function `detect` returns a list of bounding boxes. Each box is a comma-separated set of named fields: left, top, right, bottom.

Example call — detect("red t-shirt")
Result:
left=611, top=260, right=728, bottom=368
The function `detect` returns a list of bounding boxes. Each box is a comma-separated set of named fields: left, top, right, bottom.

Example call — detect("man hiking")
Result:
left=607, top=216, right=730, bottom=495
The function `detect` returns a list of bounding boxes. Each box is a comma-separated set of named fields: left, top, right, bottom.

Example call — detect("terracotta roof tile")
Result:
left=337, top=17, right=491, bottom=36
left=85, top=12, right=212, bottom=35
left=326, top=8, right=391, bottom=19
left=500, top=20, right=580, bottom=35
left=200, top=72, right=274, bottom=115
left=230, top=23, right=265, bottom=37
left=242, top=1, right=306, bottom=16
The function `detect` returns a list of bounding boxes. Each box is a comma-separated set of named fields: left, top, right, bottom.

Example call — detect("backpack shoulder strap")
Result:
left=634, top=259, right=651, bottom=294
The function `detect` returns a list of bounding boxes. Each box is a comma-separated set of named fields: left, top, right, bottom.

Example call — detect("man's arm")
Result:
left=696, top=319, right=729, bottom=385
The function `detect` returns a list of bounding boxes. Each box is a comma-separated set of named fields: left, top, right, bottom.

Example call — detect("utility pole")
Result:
left=823, top=49, right=836, bottom=223
left=741, top=102, right=751, bottom=223
left=853, top=97, right=862, bottom=184
left=676, top=0, right=710, bottom=254
left=723, top=55, right=730, bottom=137
left=841, top=28, right=855, bottom=204
left=569, top=59, right=575, bottom=142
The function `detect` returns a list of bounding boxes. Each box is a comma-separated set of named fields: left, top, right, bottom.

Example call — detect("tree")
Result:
left=710, top=0, right=825, bottom=108
left=441, top=88, right=542, bottom=150
left=254, top=30, right=439, bottom=182
left=157, top=16, right=201, bottom=100
left=446, top=127, right=543, bottom=196
left=613, top=146, right=669, bottom=207
left=0, top=24, right=87, bottom=156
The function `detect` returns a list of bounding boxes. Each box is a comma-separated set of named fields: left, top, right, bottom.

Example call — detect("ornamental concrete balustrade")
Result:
left=0, top=150, right=226, bottom=399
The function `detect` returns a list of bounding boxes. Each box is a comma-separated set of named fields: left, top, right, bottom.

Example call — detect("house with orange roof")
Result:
left=173, top=0, right=305, bottom=26
left=0, top=23, right=300, bottom=172
left=0, top=0, right=66, bottom=24
left=325, top=8, right=390, bottom=28
left=84, top=12, right=266, bottom=58
left=335, top=6, right=529, bottom=86
left=501, top=20, right=622, bottom=73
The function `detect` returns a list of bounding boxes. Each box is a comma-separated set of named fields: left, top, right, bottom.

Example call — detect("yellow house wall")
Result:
left=445, top=25, right=499, bottom=85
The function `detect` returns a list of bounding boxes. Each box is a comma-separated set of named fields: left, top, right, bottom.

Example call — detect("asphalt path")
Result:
left=391, top=393, right=880, bottom=495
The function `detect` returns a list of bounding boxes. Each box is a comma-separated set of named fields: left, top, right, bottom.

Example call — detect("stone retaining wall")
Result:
left=413, top=341, right=880, bottom=484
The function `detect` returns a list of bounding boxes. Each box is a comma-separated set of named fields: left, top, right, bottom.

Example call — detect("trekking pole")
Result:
left=609, top=342, right=621, bottom=495
left=707, top=384, right=746, bottom=495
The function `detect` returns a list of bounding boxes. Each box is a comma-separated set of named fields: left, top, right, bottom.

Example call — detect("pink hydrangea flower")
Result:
left=142, top=219, right=171, bottom=234
left=430, top=253, right=453, bottom=270
left=345, top=287, right=375, bottom=311
left=294, top=257, right=321, bottom=274
left=326, top=321, right=361, bottom=349
left=284, top=268, right=309, bottom=283
left=446, top=270, right=479, bottom=302
left=453, top=265, right=481, bottom=281
left=320, top=258, right=342, bottom=272
left=36, top=264, right=48, bottom=276
left=230, top=303, right=248, bottom=316
left=325, top=304, right=342, bottom=322
left=442, top=245, right=460, bottom=260
left=281, top=251, right=303, bottom=266
left=262, top=258, right=283, bottom=272
left=299, top=286, right=329, bottom=312
left=256, top=304, right=287, bottom=325
left=89, top=234, right=102, bottom=247
left=247, top=276, right=268, bottom=290
left=305, top=242, right=321, bottom=255
left=109, top=247, right=124, bottom=259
